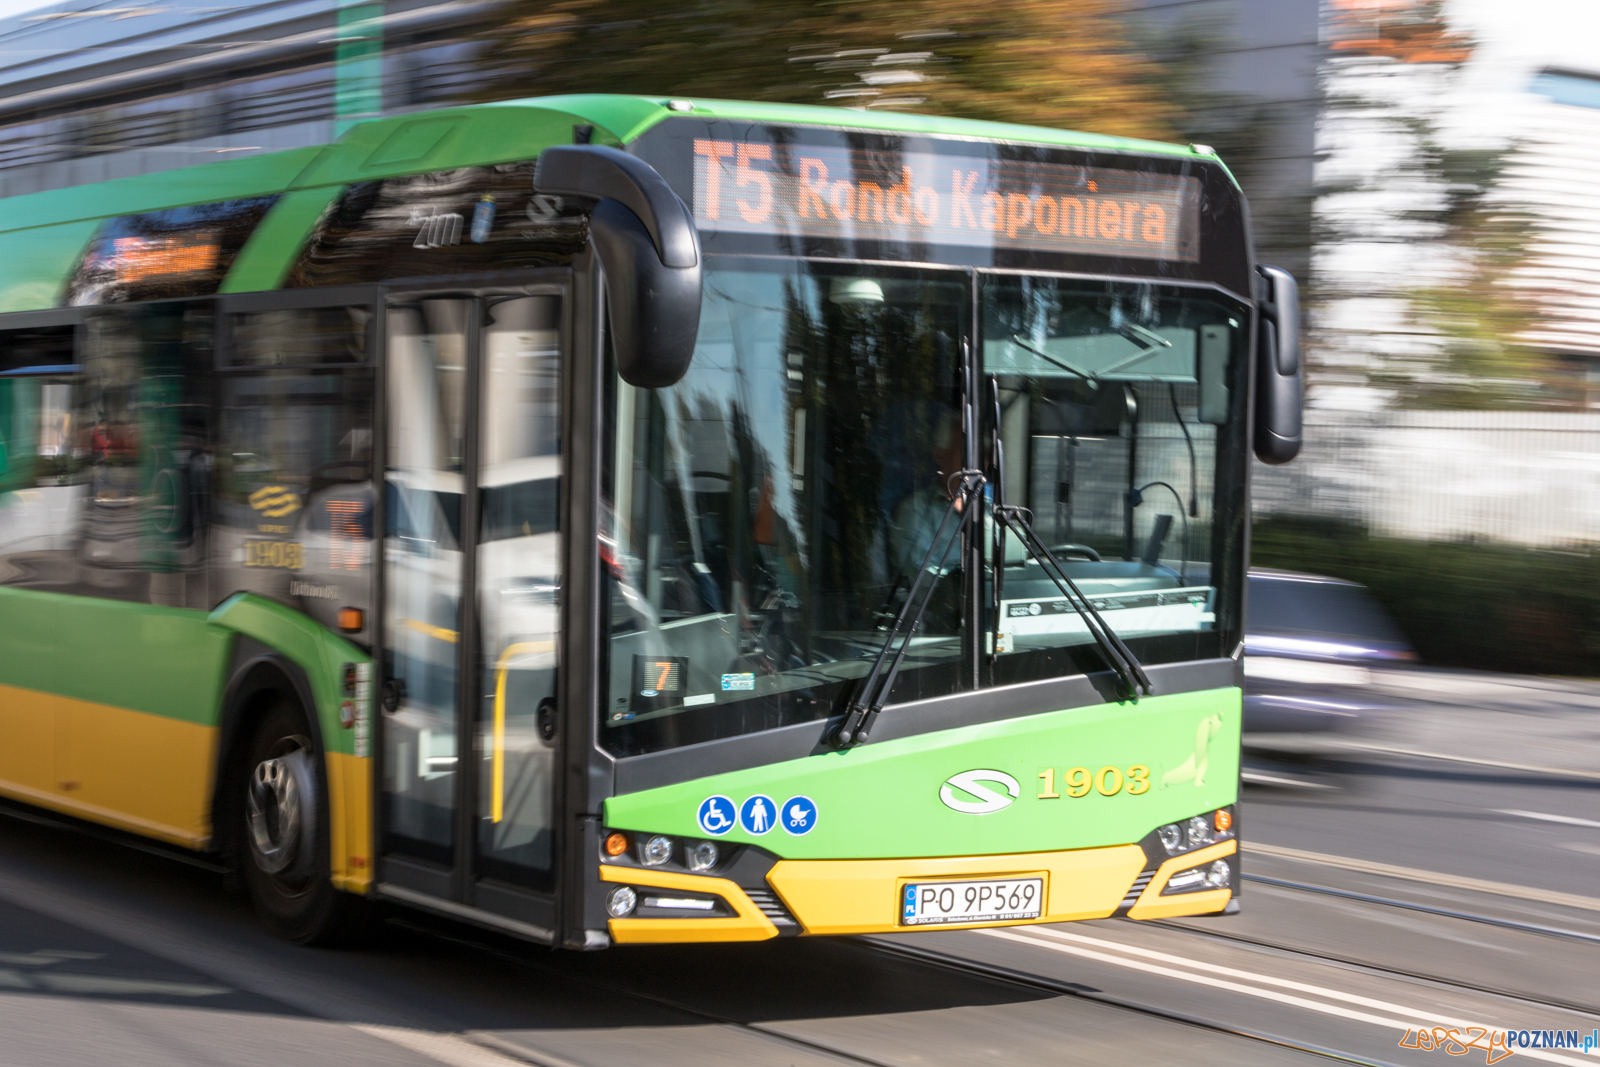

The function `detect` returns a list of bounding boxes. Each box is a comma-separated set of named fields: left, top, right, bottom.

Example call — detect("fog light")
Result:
left=607, top=885, right=637, bottom=918
left=643, top=896, right=716, bottom=911
left=1186, top=815, right=1213, bottom=848
left=1157, top=823, right=1183, bottom=854
left=687, top=840, right=719, bottom=872
left=1214, top=808, right=1233, bottom=834
left=641, top=835, right=673, bottom=867
left=1166, top=867, right=1208, bottom=892
left=1206, top=860, right=1231, bottom=889
left=603, top=831, right=628, bottom=857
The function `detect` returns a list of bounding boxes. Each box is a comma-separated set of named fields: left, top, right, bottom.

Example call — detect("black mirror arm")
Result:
left=533, top=145, right=704, bottom=389
left=533, top=145, right=699, bottom=269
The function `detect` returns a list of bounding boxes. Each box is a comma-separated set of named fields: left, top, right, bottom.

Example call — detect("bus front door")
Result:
left=380, top=290, right=565, bottom=935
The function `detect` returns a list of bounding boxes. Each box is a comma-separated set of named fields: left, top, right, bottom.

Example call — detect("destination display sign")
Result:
left=691, top=138, right=1201, bottom=262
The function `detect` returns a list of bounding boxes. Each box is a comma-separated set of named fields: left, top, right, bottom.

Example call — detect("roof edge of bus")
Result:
left=489, top=93, right=1217, bottom=166
left=0, top=94, right=1237, bottom=238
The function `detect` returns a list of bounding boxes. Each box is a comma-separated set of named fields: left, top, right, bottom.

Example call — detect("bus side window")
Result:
left=0, top=323, right=86, bottom=587
left=76, top=302, right=215, bottom=608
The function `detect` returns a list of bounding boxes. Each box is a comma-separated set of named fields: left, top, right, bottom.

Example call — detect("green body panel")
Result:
left=286, top=103, right=623, bottom=190
left=0, top=587, right=230, bottom=724
left=206, top=593, right=369, bottom=756
left=221, top=186, right=345, bottom=294
left=0, top=221, right=98, bottom=312
left=603, top=687, right=1241, bottom=860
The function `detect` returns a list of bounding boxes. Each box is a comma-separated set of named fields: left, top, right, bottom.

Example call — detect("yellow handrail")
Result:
left=402, top=618, right=458, bottom=643
left=491, top=640, right=556, bottom=823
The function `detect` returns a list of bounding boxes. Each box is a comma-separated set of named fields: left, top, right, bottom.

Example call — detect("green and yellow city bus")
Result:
left=0, top=95, right=1302, bottom=946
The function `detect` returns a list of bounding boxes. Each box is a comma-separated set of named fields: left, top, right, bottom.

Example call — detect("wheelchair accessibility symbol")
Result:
left=696, top=795, right=736, bottom=836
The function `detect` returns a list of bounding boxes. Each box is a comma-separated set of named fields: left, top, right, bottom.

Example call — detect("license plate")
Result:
left=900, top=876, right=1044, bottom=926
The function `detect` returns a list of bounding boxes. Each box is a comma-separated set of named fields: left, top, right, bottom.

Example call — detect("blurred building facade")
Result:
left=0, top=0, right=501, bottom=197
left=1506, top=70, right=1600, bottom=385
left=1138, top=0, right=1600, bottom=546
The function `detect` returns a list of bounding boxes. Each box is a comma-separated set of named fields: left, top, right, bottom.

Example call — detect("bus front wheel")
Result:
left=238, top=701, right=360, bottom=945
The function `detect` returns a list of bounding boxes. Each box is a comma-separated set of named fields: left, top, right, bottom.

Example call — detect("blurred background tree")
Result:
left=473, top=0, right=1183, bottom=142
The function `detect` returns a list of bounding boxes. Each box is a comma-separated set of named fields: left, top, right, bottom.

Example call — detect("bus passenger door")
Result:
left=379, top=290, right=564, bottom=933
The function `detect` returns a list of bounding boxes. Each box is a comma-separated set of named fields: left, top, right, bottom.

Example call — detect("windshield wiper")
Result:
left=993, top=507, right=1152, bottom=700
left=989, top=376, right=1151, bottom=700
left=832, top=468, right=985, bottom=749
left=1009, top=335, right=1098, bottom=382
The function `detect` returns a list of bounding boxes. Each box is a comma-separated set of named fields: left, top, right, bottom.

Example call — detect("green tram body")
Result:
left=0, top=95, right=1290, bottom=946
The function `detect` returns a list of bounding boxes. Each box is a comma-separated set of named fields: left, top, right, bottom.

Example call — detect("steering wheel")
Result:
left=1046, top=543, right=1101, bottom=561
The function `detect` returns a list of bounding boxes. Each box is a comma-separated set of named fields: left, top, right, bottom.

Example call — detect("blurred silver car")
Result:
left=1243, top=568, right=1417, bottom=744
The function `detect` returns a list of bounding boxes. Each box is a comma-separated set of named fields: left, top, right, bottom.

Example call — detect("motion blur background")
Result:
left=0, top=0, right=1595, bottom=675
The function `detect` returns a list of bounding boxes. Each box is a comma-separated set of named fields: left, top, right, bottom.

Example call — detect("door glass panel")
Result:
left=475, top=296, right=560, bottom=888
left=215, top=306, right=374, bottom=636
left=382, top=299, right=469, bottom=866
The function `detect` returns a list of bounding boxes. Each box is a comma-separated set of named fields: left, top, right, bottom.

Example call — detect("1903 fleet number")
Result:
left=244, top=540, right=304, bottom=570
left=1037, top=765, right=1150, bottom=799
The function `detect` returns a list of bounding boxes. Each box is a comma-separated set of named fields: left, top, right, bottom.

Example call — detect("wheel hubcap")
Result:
left=247, top=755, right=302, bottom=875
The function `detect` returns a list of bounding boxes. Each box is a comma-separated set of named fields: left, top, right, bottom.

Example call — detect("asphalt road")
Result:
left=2, top=670, right=1597, bottom=1067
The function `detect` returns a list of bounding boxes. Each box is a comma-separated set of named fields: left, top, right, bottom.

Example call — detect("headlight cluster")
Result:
left=1156, top=807, right=1233, bottom=856
left=601, top=831, right=720, bottom=872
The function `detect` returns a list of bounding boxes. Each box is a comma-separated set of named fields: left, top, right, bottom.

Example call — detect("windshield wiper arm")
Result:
left=987, top=375, right=1149, bottom=700
left=1009, top=335, right=1098, bottom=382
left=1098, top=325, right=1174, bottom=376
left=832, top=469, right=985, bottom=749
left=994, top=505, right=1151, bottom=700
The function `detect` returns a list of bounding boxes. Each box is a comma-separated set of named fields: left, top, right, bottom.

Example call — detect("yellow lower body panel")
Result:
left=0, top=682, right=214, bottom=848
left=769, top=844, right=1148, bottom=936
left=327, top=751, right=373, bottom=894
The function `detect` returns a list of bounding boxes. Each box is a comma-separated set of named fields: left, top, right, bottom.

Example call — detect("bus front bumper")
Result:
left=601, top=839, right=1235, bottom=944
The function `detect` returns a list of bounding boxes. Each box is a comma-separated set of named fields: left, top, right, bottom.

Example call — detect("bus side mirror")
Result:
left=533, top=145, right=702, bottom=389
left=1253, top=264, right=1302, bottom=464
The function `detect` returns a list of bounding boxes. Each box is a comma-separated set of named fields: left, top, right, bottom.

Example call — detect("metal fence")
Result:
left=1252, top=410, right=1600, bottom=547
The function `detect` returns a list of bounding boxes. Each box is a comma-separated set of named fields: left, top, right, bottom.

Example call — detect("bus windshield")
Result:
left=981, top=275, right=1249, bottom=688
left=601, top=259, right=1248, bottom=755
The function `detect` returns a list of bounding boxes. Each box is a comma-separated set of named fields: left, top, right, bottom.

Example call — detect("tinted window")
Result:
left=1248, top=576, right=1407, bottom=644
left=286, top=161, right=586, bottom=288
left=227, top=305, right=371, bottom=366
left=64, top=198, right=278, bottom=306
left=980, top=277, right=1251, bottom=688
left=602, top=259, right=967, bottom=756
left=214, top=307, right=374, bottom=639
left=0, top=303, right=215, bottom=608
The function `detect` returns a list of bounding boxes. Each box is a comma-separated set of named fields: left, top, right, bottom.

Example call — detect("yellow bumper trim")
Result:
left=768, top=844, right=1148, bottom=936
left=1126, top=838, right=1236, bottom=920
left=601, top=865, right=779, bottom=944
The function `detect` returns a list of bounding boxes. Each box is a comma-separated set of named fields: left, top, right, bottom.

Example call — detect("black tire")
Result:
left=238, top=699, right=364, bottom=945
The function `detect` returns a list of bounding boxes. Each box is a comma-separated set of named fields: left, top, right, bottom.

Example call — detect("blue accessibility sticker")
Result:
left=779, top=795, right=818, bottom=835
left=739, top=794, right=778, bottom=836
left=696, top=795, right=737, bottom=837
